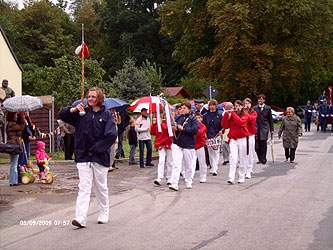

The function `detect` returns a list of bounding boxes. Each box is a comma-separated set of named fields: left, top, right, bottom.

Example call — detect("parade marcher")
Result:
left=1, top=79, right=15, bottom=100
left=194, top=112, right=208, bottom=183
left=202, top=99, right=223, bottom=176
left=278, top=107, right=303, bottom=163
left=253, top=94, right=274, bottom=164
left=243, top=98, right=257, bottom=179
left=151, top=115, right=173, bottom=186
left=330, top=104, right=333, bottom=132
left=128, top=119, right=138, bottom=165
left=222, top=101, right=249, bottom=184
left=58, top=120, right=75, bottom=160
left=58, top=87, right=117, bottom=228
left=303, top=101, right=314, bottom=132
left=169, top=101, right=199, bottom=191
left=135, top=108, right=154, bottom=168
left=319, top=99, right=330, bottom=132
left=6, top=112, right=25, bottom=186
left=317, top=91, right=328, bottom=105
left=194, top=99, right=208, bottom=115
left=116, top=109, right=130, bottom=159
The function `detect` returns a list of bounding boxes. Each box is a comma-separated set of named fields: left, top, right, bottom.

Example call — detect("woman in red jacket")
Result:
left=221, top=101, right=249, bottom=184
left=151, top=115, right=174, bottom=185
left=194, top=112, right=208, bottom=183
left=243, top=98, right=257, bottom=179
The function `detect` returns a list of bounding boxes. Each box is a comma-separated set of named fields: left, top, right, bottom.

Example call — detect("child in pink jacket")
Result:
left=35, top=141, right=50, bottom=179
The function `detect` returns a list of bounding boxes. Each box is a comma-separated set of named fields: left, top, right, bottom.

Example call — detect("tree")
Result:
left=23, top=55, right=114, bottom=107
left=112, top=57, right=152, bottom=101
left=14, top=0, right=74, bottom=67
left=139, top=60, right=164, bottom=95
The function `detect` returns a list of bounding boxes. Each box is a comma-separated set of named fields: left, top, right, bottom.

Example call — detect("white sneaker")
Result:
left=72, top=218, right=86, bottom=228
left=185, top=183, right=192, bottom=189
left=154, top=179, right=161, bottom=186
left=245, top=173, right=251, bottom=179
left=238, top=178, right=245, bottom=184
left=169, top=184, right=179, bottom=191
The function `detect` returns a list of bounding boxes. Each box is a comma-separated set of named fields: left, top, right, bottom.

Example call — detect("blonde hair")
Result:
left=286, top=107, right=295, bottom=114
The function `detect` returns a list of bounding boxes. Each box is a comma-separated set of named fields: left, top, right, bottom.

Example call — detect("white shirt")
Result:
left=135, top=115, right=151, bottom=140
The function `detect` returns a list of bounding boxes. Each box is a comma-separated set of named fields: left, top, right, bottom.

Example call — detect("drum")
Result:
left=206, top=136, right=222, bottom=150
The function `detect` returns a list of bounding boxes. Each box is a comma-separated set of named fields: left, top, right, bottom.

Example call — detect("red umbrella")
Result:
left=128, top=96, right=173, bottom=113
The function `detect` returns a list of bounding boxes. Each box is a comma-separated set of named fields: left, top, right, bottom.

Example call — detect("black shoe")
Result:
left=140, top=165, right=145, bottom=168
left=115, top=154, right=120, bottom=159
left=146, top=163, right=154, bottom=167
left=212, top=173, right=217, bottom=176
left=261, top=161, right=267, bottom=165
left=222, top=161, right=229, bottom=165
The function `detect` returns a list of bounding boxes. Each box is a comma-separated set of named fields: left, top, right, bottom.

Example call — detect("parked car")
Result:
left=269, top=105, right=287, bottom=115
left=271, top=109, right=284, bottom=121
left=271, top=113, right=279, bottom=123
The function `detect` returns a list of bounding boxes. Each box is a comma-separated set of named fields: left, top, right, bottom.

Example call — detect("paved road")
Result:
left=0, top=131, right=332, bottom=250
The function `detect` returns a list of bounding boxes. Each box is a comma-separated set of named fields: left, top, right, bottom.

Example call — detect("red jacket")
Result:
left=151, top=122, right=173, bottom=150
left=221, top=111, right=249, bottom=140
left=195, top=122, right=207, bottom=150
left=247, top=111, right=257, bottom=136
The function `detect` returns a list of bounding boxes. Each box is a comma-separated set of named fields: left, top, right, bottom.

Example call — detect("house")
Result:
left=163, top=87, right=191, bottom=99
left=0, top=26, right=23, bottom=96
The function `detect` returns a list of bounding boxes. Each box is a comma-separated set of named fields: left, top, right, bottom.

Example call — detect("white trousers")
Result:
left=207, top=147, right=220, bottom=174
left=76, top=162, right=109, bottom=225
left=157, top=147, right=173, bottom=181
left=171, top=144, right=196, bottom=186
left=195, top=147, right=208, bottom=181
left=229, top=138, right=247, bottom=182
left=246, top=135, right=255, bottom=174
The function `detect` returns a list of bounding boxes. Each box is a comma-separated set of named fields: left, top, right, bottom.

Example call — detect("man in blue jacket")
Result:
left=58, top=87, right=117, bottom=228
left=203, top=99, right=223, bottom=176
left=319, top=99, right=330, bottom=132
left=304, top=101, right=314, bottom=132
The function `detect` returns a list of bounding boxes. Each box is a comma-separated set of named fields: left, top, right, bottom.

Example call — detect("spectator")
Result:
left=194, top=99, right=208, bottom=115
left=6, top=112, right=25, bottom=186
left=1, top=79, right=15, bottom=100
left=303, top=101, right=314, bottom=132
left=116, top=109, right=130, bottom=159
left=128, top=118, right=138, bottom=165
left=58, top=120, right=75, bottom=160
left=135, top=108, right=154, bottom=168
left=278, top=107, right=303, bottom=163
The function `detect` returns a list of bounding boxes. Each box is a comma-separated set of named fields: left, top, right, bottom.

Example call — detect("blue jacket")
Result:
left=304, top=105, right=314, bottom=119
left=203, top=111, right=223, bottom=138
left=319, top=104, right=330, bottom=118
left=58, top=106, right=117, bottom=167
left=173, top=113, right=199, bottom=149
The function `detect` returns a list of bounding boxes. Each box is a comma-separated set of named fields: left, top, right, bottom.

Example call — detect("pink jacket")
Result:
left=36, top=141, right=50, bottom=164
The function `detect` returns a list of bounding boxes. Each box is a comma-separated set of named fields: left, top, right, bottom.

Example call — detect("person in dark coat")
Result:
left=317, top=91, right=328, bottom=105
left=202, top=99, right=223, bottom=176
left=169, top=101, right=199, bottom=191
left=278, top=107, right=303, bottom=163
left=116, top=109, right=130, bottom=159
left=58, top=87, right=117, bottom=228
left=58, top=120, right=75, bottom=160
left=194, top=99, right=208, bottom=115
left=128, top=118, right=138, bottom=164
left=253, top=94, right=274, bottom=164
left=303, top=101, right=314, bottom=132
left=319, top=99, right=330, bottom=132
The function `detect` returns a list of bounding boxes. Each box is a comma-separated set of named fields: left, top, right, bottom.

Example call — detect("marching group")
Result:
left=144, top=94, right=280, bottom=192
